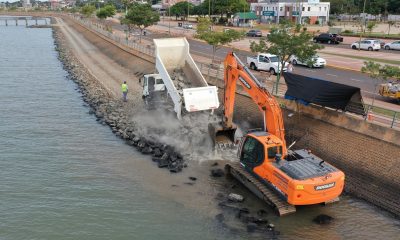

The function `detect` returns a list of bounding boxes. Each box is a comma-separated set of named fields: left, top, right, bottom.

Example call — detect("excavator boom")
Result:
left=215, top=52, right=287, bottom=155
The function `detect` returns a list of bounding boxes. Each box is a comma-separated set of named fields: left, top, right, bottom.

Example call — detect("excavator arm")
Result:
left=221, top=52, right=287, bottom=155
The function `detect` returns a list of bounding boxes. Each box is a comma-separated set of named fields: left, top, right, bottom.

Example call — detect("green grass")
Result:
left=322, top=52, right=400, bottom=66
left=367, top=104, right=399, bottom=119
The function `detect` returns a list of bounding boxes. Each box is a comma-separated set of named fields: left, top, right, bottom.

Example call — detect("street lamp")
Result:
left=168, top=1, right=171, bottom=35
left=359, top=0, right=367, bottom=51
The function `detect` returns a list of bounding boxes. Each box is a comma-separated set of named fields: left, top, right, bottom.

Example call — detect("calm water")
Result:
left=0, top=24, right=399, bottom=240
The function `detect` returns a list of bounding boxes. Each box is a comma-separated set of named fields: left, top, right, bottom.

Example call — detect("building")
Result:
left=251, top=0, right=330, bottom=25
left=22, top=0, right=32, bottom=8
left=232, top=12, right=258, bottom=27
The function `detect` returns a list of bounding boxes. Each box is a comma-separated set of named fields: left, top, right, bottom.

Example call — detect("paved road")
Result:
left=109, top=21, right=400, bottom=110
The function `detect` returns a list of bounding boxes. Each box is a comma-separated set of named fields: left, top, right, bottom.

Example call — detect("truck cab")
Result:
left=142, top=74, right=167, bottom=108
left=247, top=53, right=288, bottom=75
left=238, top=132, right=345, bottom=205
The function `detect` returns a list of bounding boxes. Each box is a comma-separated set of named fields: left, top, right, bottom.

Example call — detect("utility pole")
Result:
left=358, top=0, right=367, bottom=51
left=169, top=2, right=171, bottom=35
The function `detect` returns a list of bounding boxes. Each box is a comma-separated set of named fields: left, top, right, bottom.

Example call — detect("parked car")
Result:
left=290, top=55, right=326, bottom=68
left=365, top=39, right=386, bottom=47
left=246, top=29, right=262, bottom=37
left=384, top=41, right=400, bottom=50
left=313, top=33, right=343, bottom=44
left=351, top=40, right=381, bottom=51
left=182, top=23, right=193, bottom=29
left=247, top=53, right=288, bottom=75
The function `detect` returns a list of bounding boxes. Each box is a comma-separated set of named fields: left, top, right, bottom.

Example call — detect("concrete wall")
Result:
left=281, top=100, right=400, bottom=216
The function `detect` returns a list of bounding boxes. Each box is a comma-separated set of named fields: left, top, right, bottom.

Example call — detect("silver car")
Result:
left=384, top=41, right=400, bottom=50
left=351, top=40, right=381, bottom=51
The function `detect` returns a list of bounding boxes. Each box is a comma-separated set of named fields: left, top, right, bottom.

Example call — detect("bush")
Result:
left=343, top=29, right=353, bottom=34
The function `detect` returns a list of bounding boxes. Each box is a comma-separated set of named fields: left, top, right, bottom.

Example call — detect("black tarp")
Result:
left=283, top=72, right=365, bottom=115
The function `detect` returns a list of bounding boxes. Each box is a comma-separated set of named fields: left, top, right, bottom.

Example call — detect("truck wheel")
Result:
left=352, top=45, right=357, bottom=49
left=385, top=46, right=390, bottom=50
left=292, top=59, right=298, bottom=65
left=368, top=47, right=373, bottom=51
left=250, top=63, right=257, bottom=70
left=270, top=68, right=276, bottom=75
left=327, top=40, right=332, bottom=44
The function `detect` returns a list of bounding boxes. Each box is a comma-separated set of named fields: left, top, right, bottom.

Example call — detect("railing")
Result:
left=69, top=14, right=400, bottom=130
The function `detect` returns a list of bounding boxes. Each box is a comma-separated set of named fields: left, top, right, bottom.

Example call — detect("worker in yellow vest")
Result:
left=121, top=81, right=128, bottom=102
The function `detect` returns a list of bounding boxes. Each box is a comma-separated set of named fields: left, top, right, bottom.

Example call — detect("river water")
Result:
left=0, top=23, right=399, bottom=240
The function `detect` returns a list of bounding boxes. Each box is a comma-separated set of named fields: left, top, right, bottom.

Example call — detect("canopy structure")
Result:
left=283, top=72, right=366, bottom=115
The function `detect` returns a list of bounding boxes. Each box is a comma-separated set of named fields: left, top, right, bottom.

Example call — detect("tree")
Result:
left=169, top=1, right=194, bottom=20
left=387, top=21, right=395, bottom=35
left=196, top=18, right=244, bottom=63
left=80, top=4, right=96, bottom=18
left=250, top=23, right=323, bottom=94
left=213, top=0, right=249, bottom=18
left=96, top=5, right=116, bottom=20
left=366, top=21, right=377, bottom=34
left=124, top=3, right=160, bottom=42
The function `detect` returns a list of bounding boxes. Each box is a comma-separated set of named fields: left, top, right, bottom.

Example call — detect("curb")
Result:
left=325, top=64, right=360, bottom=72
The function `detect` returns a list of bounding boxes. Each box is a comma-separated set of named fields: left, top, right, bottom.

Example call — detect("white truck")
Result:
left=142, top=37, right=220, bottom=119
left=247, top=53, right=288, bottom=75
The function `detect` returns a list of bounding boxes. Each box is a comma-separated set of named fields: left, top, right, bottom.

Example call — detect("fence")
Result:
left=70, top=14, right=400, bottom=130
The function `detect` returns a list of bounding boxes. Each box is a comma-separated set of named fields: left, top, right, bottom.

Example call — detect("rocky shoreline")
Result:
left=52, top=26, right=187, bottom=174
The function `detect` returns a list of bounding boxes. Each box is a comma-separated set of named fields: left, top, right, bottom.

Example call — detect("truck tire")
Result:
left=250, top=63, right=257, bottom=70
left=292, top=59, right=298, bottom=65
left=352, top=45, right=357, bottom=50
left=327, top=40, right=332, bottom=44
left=270, top=68, right=276, bottom=75
left=385, top=45, right=390, bottom=50
left=368, top=47, right=373, bottom=51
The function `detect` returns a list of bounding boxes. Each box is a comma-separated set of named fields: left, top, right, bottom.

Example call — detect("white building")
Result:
left=251, top=0, right=330, bottom=25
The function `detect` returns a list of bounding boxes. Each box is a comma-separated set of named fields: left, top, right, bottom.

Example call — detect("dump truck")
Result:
left=142, top=38, right=219, bottom=118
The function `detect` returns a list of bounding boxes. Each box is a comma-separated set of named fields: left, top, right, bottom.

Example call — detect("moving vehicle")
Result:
left=141, top=38, right=219, bottom=119
left=211, top=52, right=345, bottom=216
left=384, top=41, right=400, bottom=50
left=246, top=29, right=262, bottom=37
left=290, top=55, right=326, bottom=68
left=379, top=82, right=400, bottom=102
left=313, top=33, right=343, bottom=44
left=247, top=53, right=288, bottom=75
left=351, top=40, right=381, bottom=51
left=182, top=23, right=193, bottom=29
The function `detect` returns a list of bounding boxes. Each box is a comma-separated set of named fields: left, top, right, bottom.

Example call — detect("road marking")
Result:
left=305, top=69, right=316, bottom=73
left=350, top=78, right=363, bottom=82
left=326, top=73, right=338, bottom=77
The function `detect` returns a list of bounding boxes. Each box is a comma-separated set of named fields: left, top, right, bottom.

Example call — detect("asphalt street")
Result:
left=110, top=22, right=399, bottom=108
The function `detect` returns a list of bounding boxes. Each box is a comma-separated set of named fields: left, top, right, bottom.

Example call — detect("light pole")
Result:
left=168, top=2, right=171, bottom=35
left=359, top=0, right=367, bottom=51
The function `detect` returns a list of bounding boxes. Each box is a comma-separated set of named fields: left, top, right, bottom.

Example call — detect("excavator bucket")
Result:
left=208, top=123, right=237, bottom=148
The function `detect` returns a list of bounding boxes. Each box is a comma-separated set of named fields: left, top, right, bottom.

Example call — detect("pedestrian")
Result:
left=287, top=62, right=294, bottom=73
left=121, top=81, right=128, bottom=102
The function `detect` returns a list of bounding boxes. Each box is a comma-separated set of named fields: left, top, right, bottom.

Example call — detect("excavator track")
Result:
left=226, top=162, right=296, bottom=216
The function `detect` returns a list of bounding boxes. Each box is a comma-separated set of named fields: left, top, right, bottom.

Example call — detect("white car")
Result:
left=182, top=23, right=193, bottom=29
left=384, top=41, right=400, bottom=50
left=290, top=55, right=326, bottom=68
left=351, top=40, right=381, bottom=51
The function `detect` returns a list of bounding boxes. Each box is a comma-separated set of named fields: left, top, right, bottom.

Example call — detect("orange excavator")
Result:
left=211, top=52, right=345, bottom=216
